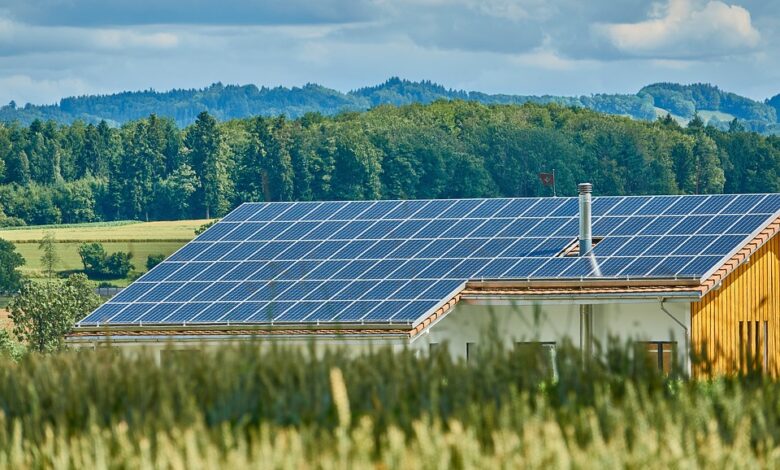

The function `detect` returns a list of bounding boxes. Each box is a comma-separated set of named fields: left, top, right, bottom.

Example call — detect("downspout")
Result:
left=660, top=298, right=690, bottom=376
left=578, top=183, right=594, bottom=359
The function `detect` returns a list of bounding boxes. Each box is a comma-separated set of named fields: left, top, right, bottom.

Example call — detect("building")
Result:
left=69, top=186, right=780, bottom=376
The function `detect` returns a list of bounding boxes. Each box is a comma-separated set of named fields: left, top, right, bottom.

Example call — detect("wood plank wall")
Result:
left=691, top=235, right=780, bottom=376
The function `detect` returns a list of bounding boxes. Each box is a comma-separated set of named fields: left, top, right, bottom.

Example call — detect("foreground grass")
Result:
left=0, top=342, right=777, bottom=467
left=0, top=219, right=208, bottom=284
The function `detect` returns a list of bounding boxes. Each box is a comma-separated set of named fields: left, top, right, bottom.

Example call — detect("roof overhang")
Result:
left=67, top=325, right=411, bottom=342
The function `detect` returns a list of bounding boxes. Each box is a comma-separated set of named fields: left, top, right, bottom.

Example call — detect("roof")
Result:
left=74, top=194, right=780, bottom=336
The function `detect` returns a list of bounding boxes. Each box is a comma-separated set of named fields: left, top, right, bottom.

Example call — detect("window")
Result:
left=642, top=341, right=677, bottom=374
left=515, top=341, right=557, bottom=379
left=466, top=342, right=477, bottom=363
left=739, top=320, right=769, bottom=372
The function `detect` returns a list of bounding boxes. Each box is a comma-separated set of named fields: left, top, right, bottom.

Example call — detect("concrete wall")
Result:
left=410, top=299, right=690, bottom=367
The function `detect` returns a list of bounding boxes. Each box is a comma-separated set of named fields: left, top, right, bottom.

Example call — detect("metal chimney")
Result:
left=578, top=182, right=594, bottom=361
left=578, top=183, right=593, bottom=256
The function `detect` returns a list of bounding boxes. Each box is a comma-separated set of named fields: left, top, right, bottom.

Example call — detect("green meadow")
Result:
left=0, top=220, right=207, bottom=286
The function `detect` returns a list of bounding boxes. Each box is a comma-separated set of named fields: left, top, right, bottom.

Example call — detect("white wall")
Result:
left=69, top=299, right=691, bottom=369
left=411, top=299, right=690, bottom=367
left=68, top=335, right=409, bottom=364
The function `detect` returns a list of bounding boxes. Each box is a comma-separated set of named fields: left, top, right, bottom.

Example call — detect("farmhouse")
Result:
left=69, top=186, right=780, bottom=376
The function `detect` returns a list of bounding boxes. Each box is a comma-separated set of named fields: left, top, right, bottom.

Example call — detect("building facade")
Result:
left=69, top=191, right=780, bottom=377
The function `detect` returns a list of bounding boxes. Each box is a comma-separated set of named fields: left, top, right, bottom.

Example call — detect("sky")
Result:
left=0, top=0, right=778, bottom=106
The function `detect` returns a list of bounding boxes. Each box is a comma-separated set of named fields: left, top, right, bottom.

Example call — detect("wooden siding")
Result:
left=691, top=234, right=780, bottom=376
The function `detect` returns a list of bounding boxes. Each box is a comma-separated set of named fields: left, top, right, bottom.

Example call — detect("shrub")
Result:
left=0, top=216, right=26, bottom=228
left=195, top=219, right=219, bottom=235
left=104, top=251, right=134, bottom=278
left=77, top=242, right=107, bottom=276
left=77, top=242, right=134, bottom=279
left=0, top=238, right=25, bottom=293
left=9, top=274, right=101, bottom=353
left=146, top=253, right=166, bottom=271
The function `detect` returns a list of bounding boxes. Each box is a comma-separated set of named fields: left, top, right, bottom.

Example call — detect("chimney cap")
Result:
left=578, top=183, right=592, bottom=194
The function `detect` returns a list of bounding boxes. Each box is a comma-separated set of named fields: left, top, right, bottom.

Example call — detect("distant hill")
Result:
left=1, top=78, right=778, bottom=134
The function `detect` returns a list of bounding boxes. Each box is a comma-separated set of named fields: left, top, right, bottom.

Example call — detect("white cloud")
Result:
left=92, top=30, right=179, bottom=49
left=0, top=16, right=181, bottom=56
left=595, top=0, right=760, bottom=59
left=0, top=74, right=93, bottom=105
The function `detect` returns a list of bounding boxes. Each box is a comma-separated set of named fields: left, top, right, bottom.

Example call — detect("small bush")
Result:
left=78, top=242, right=134, bottom=279
left=0, top=216, right=26, bottom=228
left=195, top=219, right=219, bottom=235
left=105, top=251, right=133, bottom=277
left=146, top=253, right=166, bottom=271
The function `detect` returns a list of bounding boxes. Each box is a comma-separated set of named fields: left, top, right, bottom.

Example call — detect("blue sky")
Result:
left=0, top=0, right=777, bottom=105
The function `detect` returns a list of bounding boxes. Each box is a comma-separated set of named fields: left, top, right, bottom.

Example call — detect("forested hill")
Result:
left=1, top=101, right=779, bottom=227
left=1, top=78, right=778, bottom=134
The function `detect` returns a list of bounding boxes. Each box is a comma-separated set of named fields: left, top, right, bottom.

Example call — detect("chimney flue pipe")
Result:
left=578, top=183, right=594, bottom=361
left=578, top=183, right=593, bottom=256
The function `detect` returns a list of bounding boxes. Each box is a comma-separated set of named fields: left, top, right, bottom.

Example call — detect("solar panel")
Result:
left=81, top=194, right=780, bottom=328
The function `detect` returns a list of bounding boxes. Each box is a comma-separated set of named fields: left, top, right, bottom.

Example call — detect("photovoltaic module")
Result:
left=79, top=194, right=780, bottom=328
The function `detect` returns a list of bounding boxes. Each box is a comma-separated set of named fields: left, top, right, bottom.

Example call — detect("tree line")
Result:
left=2, top=78, right=778, bottom=132
left=1, top=101, right=779, bottom=226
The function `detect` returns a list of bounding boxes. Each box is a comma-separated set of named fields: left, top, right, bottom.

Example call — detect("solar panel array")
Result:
left=79, top=194, right=780, bottom=327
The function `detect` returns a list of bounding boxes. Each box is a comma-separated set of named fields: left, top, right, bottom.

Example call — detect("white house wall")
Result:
left=68, top=336, right=409, bottom=364
left=411, top=299, right=691, bottom=366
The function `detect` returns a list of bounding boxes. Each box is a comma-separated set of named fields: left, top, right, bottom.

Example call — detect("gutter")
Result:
left=72, top=321, right=413, bottom=334
left=66, top=333, right=409, bottom=344
left=461, top=291, right=701, bottom=302
left=660, top=298, right=690, bottom=376
left=467, top=278, right=701, bottom=289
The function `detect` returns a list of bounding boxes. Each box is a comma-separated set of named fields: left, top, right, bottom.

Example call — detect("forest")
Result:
left=0, top=100, right=779, bottom=227
left=1, top=78, right=778, bottom=133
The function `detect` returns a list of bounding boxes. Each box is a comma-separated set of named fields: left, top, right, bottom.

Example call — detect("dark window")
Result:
left=739, top=320, right=769, bottom=373
left=466, top=342, right=477, bottom=363
left=641, top=341, right=677, bottom=374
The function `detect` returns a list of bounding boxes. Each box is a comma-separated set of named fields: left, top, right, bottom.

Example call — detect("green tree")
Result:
left=234, top=117, right=268, bottom=203
left=146, top=253, right=165, bottom=271
left=0, top=238, right=25, bottom=293
left=0, top=329, right=25, bottom=361
left=186, top=112, right=229, bottom=218
left=152, top=163, right=198, bottom=219
left=329, top=124, right=382, bottom=200
left=78, top=242, right=133, bottom=278
left=39, top=232, right=59, bottom=280
left=104, top=251, right=134, bottom=278
left=9, top=274, right=101, bottom=353
left=116, top=117, right=166, bottom=220
left=78, top=242, right=107, bottom=277
left=263, top=117, right=295, bottom=201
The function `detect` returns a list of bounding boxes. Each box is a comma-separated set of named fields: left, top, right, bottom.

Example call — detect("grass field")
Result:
left=0, top=219, right=208, bottom=286
left=0, top=344, right=778, bottom=467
